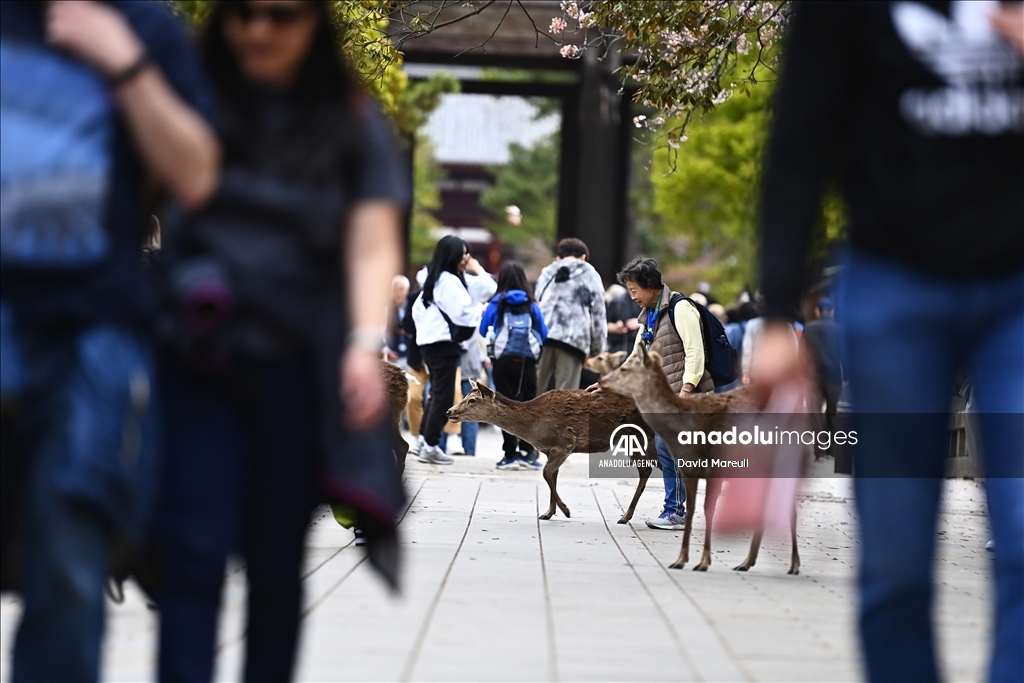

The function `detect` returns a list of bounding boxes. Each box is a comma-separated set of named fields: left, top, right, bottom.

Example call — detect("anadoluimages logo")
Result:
left=609, top=423, right=649, bottom=458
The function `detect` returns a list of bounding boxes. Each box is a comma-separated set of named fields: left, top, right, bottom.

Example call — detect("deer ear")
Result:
left=476, top=382, right=495, bottom=399
left=650, top=339, right=664, bottom=356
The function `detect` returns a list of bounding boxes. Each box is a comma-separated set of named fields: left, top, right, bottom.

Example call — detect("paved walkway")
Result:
left=1, top=426, right=994, bottom=682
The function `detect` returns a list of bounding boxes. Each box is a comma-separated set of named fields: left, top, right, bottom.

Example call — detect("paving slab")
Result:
left=0, top=427, right=995, bottom=682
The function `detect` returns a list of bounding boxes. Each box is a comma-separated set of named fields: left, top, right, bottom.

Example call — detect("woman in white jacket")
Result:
left=411, top=236, right=496, bottom=464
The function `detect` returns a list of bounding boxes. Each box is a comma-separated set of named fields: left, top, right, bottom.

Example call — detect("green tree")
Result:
left=480, top=133, right=560, bottom=248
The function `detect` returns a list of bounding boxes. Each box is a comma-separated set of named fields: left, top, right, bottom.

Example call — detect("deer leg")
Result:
left=788, top=501, right=801, bottom=575
left=539, top=451, right=569, bottom=520
left=670, top=476, right=699, bottom=569
left=734, top=528, right=764, bottom=572
left=694, top=478, right=722, bottom=572
left=619, top=464, right=652, bottom=524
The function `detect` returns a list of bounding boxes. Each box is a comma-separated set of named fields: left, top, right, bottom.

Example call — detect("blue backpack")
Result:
left=493, top=310, right=542, bottom=360
left=666, top=294, right=738, bottom=388
left=0, top=40, right=114, bottom=269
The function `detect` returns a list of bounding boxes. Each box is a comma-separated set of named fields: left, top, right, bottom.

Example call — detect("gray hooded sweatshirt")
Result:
left=535, top=257, right=607, bottom=358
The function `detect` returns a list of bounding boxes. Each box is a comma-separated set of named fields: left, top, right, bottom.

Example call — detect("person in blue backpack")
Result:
left=480, top=262, right=549, bottom=470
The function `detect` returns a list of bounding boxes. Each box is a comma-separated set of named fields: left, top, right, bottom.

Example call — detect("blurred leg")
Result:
left=968, top=270, right=1024, bottom=683
left=839, top=252, right=960, bottom=683
left=158, top=368, right=244, bottom=683
left=243, top=362, right=315, bottom=683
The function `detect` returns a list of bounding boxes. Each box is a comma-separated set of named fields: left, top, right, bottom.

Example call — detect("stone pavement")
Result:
left=1, top=426, right=995, bottom=682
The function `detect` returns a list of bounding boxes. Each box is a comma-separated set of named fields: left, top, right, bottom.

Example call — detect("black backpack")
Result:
left=666, top=294, right=738, bottom=388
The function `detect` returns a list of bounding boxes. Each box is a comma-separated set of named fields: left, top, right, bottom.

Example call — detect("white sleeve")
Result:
left=465, top=272, right=497, bottom=304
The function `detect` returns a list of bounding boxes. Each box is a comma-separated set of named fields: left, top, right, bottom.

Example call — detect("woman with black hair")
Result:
left=411, top=235, right=496, bottom=464
left=156, top=2, right=409, bottom=680
left=479, top=262, right=548, bottom=469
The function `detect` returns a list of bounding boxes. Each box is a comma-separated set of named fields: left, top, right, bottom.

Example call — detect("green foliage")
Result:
left=480, top=134, right=560, bottom=248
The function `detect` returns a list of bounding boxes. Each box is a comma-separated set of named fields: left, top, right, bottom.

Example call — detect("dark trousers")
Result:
left=157, top=359, right=316, bottom=683
left=421, top=353, right=459, bottom=448
left=492, top=356, right=537, bottom=456
left=816, top=381, right=841, bottom=454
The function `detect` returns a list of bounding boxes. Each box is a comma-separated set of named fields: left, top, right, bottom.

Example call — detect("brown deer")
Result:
left=447, top=382, right=656, bottom=523
left=380, top=361, right=413, bottom=475
left=584, top=351, right=628, bottom=376
left=600, top=344, right=801, bottom=575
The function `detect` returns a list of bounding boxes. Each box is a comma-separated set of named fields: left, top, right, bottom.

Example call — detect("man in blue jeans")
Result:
left=756, top=3, right=1023, bottom=681
left=0, top=2, right=218, bottom=680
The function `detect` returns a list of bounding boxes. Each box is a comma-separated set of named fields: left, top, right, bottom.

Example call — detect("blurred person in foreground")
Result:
left=155, top=1, right=408, bottom=680
left=755, top=2, right=1023, bottom=681
left=384, top=274, right=410, bottom=368
left=0, top=1, right=219, bottom=680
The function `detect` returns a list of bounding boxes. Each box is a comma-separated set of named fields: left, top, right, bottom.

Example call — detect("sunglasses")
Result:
left=224, top=2, right=315, bottom=26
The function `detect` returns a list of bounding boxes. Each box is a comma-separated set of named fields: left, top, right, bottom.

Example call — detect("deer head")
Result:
left=599, top=344, right=664, bottom=399
left=584, top=351, right=628, bottom=376
left=447, top=379, right=499, bottom=423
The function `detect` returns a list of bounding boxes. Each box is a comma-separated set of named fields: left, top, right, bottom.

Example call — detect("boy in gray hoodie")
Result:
left=535, top=238, right=607, bottom=391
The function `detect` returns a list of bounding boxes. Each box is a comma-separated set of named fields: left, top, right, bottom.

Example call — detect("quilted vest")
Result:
left=638, top=285, right=713, bottom=394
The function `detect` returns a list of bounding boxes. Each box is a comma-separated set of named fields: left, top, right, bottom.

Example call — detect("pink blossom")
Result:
left=560, top=0, right=581, bottom=20
left=549, top=16, right=567, bottom=33
left=559, top=44, right=581, bottom=59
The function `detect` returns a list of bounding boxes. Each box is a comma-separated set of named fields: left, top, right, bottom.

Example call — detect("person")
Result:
left=0, top=1, right=219, bottom=680
left=801, top=296, right=843, bottom=457
left=441, top=331, right=485, bottom=456
left=755, top=2, right=1023, bottom=681
left=412, top=236, right=496, bottom=465
left=384, top=274, right=410, bottom=368
left=155, top=2, right=409, bottom=680
left=479, top=262, right=549, bottom=470
left=614, top=257, right=713, bottom=531
left=606, top=283, right=642, bottom=354
left=535, top=238, right=607, bottom=391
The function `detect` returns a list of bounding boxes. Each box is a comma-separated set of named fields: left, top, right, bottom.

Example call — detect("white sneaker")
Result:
left=408, top=436, right=425, bottom=458
left=417, top=443, right=454, bottom=465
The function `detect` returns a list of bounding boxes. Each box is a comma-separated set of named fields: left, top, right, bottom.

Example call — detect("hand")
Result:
left=465, top=257, right=485, bottom=276
left=625, top=318, right=641, bottom=331
left=991, top=4, right=1024, bottom=55
left=748, top=322, right=808, bottom=388
left=46, top=1, right=145, bottom=77
left=607, top=321, right=628, bottom=335
left=585, top=381, right=602, bottom=393
left=680, top=383, right=695, bottom=395
left=339, top=348, right=387, bottom=431
left=386, top=349, right=399, bottom=361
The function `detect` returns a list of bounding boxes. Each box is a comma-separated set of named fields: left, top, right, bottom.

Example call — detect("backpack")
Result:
left=493, top=309, right=542, bottom=360
left=0, top=41, right=114, bottom=269
left=666, top=293, right=738, bottom=388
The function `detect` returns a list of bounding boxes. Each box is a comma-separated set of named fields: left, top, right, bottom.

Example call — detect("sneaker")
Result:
left=353, top=526, right=367, bottom=547
left=496, top=456, right=521, bottom=470
left=646, top=511, right=686, bottom=530
left=408, top=435, right=425, bottom=458
left=519, top=454, right=543, bottom=469
left=417, top=444, right=454, bottom=465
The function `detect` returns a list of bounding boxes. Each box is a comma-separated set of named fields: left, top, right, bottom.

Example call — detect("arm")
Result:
left=479, top=301, right=498, bottom=335
left=759, top=1, right=856, bottom=320
left=532, top=303, right=550, bottom=342
left=343, top=201, right=402, bottom=428
left=46, top=1, right=219, bottom=209
left=589, top=273, right=609, bottom=356
left=675, top=301, right=706, bottom=391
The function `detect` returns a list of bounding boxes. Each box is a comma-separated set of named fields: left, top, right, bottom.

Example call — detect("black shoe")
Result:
left=354, top=526, right=367, bottom=546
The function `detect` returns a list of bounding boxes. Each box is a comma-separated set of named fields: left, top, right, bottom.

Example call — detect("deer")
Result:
left=447, top=382, right=657, bottom=523
left=380, top=360, right=415, bottom=475
left=584, top=351, right=628, bottom=376
left=600, top=343, right=801, bottom=575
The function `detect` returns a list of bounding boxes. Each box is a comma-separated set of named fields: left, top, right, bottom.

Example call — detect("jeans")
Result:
left=157, top=359, right=316, bottom=683
left=440, top=379, right=479, bottom=455
left=838, top=251, right=1023, bottom=683
left=655, top=434, right=685, bottom=517
left=0, top=316, right=158, bottom=683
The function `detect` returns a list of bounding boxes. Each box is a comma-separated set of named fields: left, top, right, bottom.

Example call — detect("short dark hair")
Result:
left=556, top=238, right=589, bottom=259
left=616, top=257, right=662, bottom=290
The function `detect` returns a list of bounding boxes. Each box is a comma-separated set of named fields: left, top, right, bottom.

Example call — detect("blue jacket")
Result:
left=479, top=290, right=549, bottom=342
